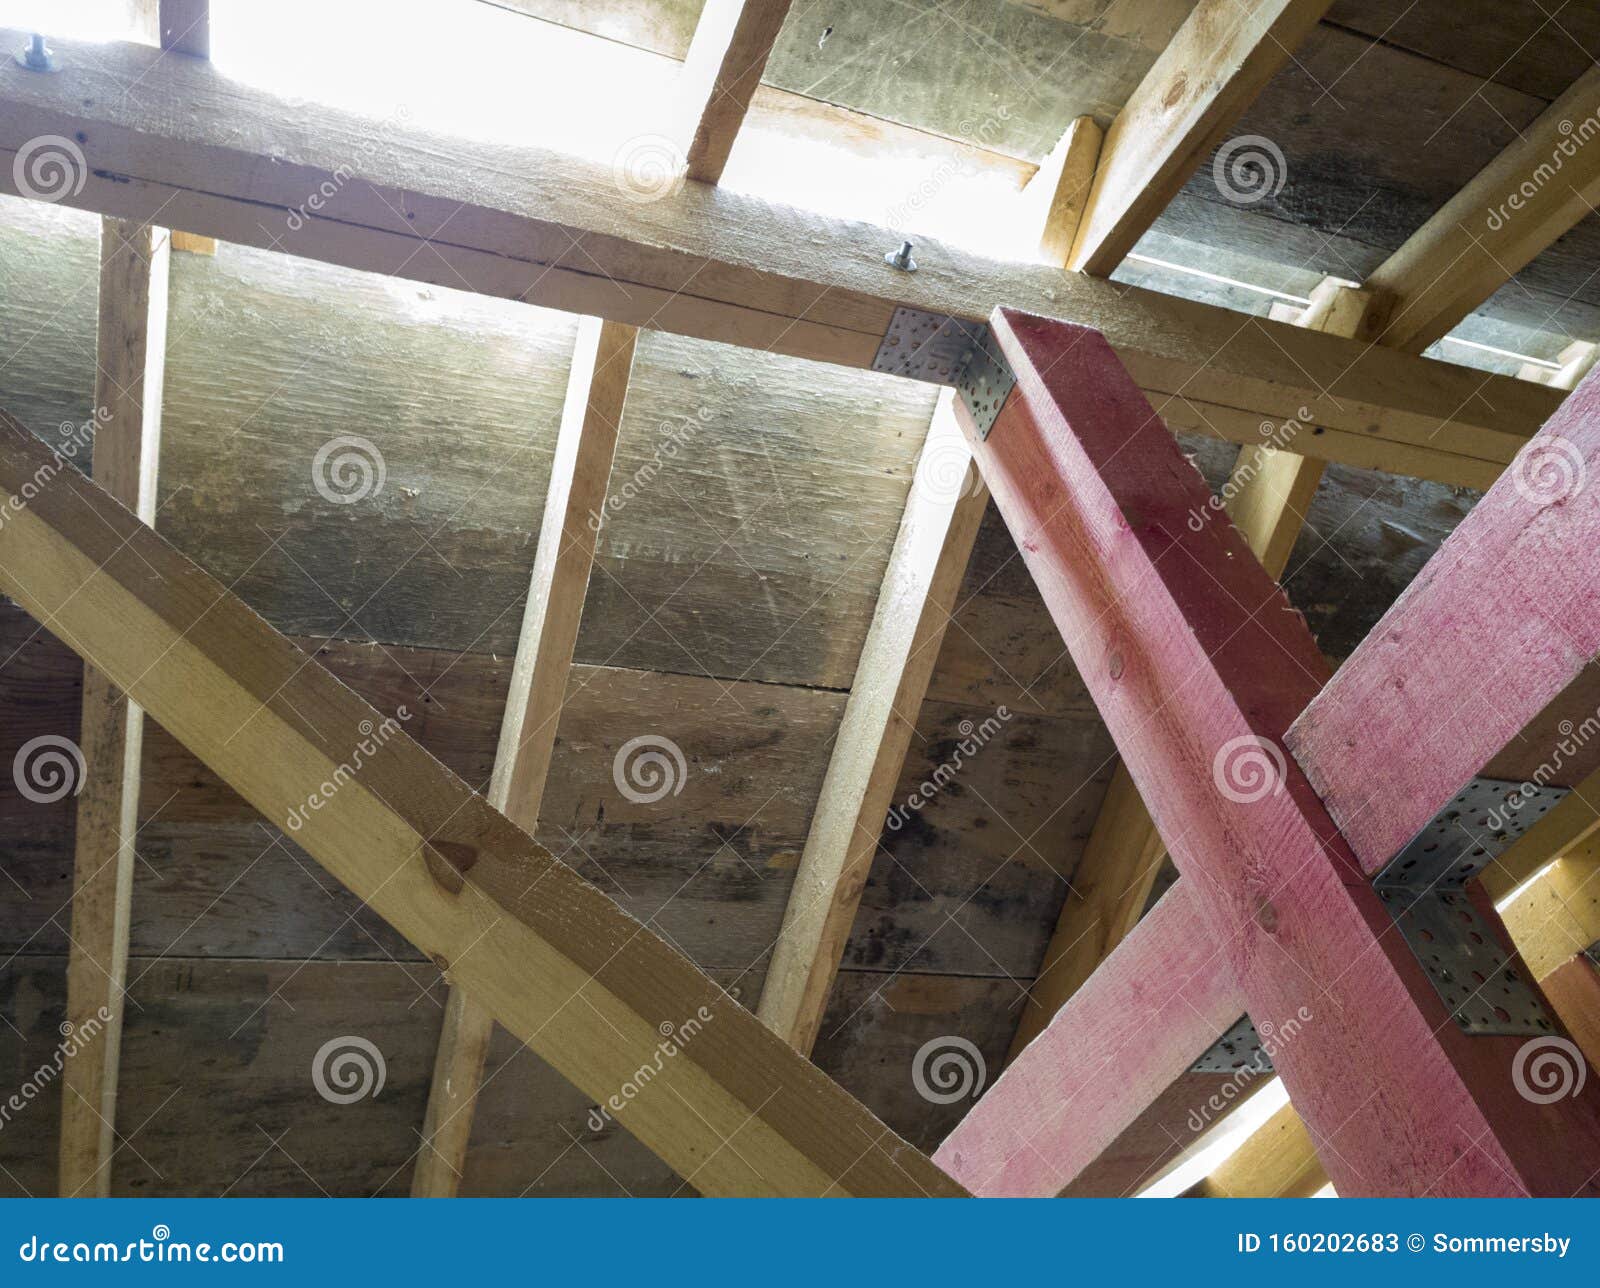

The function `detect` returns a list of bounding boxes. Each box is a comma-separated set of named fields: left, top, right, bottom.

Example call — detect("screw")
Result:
left=884, top=240, right=917, bottom=272
left=18, top=34, right=57, bottom=72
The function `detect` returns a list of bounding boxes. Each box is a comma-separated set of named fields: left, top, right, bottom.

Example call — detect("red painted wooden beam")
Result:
left=938, top=307, right=1600, bottom=1197
left=1286, top=366, right=1600, bottom=875
left=936, top=883, right=1244, bottom=1197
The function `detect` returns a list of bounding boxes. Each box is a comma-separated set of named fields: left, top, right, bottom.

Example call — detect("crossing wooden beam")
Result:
left=1068, top=0, right=1332, bottom=275
left=0, top=28, right=1565, bottom=490
left=135, top=0, right=210, bottom=58
left=757, top=392, right=990, bottom=1054
left=1370, top=66, right=1600, bottom=354
left=411, top=318, right=638, bottom=1197
left=57, top=217, right=170, bottom=1199
left=674, top=0, right=793, bottom=185
left=937, top=307, right=1600, bottom=1197
left=0, top=406, right=963, bottom=1198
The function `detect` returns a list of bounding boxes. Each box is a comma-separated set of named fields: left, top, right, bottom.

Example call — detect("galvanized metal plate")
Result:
left=1374, top=776, right=1569, bottom=892
left=1191, top=1014, right=1273, bottom=1075
left=870, top=306, right=1017, bottom=440
left=1379, top=887, right=1555, bottom=1036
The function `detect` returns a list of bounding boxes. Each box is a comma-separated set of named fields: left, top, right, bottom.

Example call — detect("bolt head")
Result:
left=17, top=37, right=57, bottom=72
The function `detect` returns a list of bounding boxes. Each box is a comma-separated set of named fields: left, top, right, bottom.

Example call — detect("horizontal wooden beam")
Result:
left=1184, top=1100, right=1324, bottom=1198
left=0, top=406, right=962, bottom=1198
left=1069, top=0, right=1332, bottom=275
left=0, top=29, right=1565, bottom=489
left=1370, top=66, right=1600, bottom=354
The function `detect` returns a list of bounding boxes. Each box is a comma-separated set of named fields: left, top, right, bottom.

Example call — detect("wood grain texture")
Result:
left=58, top=217, right=169, bottom=1199
left=945, top=308, right=1600, bottom=1196
left=1185, top=1100, right=1324, bottom=1198
left=758, top=393, right=989, bottom=1053
left=1069, top=0, right=1333, bottom=274
left=0, top=27, right=1567, bottom=488
left=414, top=318, right=638, bottom=1197
left=677, top=0, right=793, bottom=184
left=936, top=884, right=1245, bottom=1196
left=1020, top=116, right=1103, bottom=266
left=1286, top=364, right=1600, bottom=877
left=0, top=408, right=962, bottom=1197
left=1539, top=954, right=1600, bottom=1071
left=1370, top=66, right=1600, bottom=353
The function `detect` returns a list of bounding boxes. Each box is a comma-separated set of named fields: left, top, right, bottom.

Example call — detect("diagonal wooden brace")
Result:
left=937, top=308, right=1600, bottom=1197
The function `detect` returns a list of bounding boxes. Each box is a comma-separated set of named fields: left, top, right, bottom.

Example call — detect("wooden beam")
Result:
left=756, top=392, right=990, bottom=1054
left=1286, top=365, right=1600, bottom=877
left=0, top=407, right=962, bottom=1198
left=57, top=218, right=170, bottom=1199
left=675, top=0, right=792, bottom=185
left=412, top=318, right=638, bottom=1197
left=134, top=0, right=210, bottom=58
left=1501, top=844, right=1600, bottom=982
left=1006, top=281, right=1374, bottom=1064
left=0, top=28, right=1565, bottom=490
left=1539, top=954, right=1600, bottom=1069
left=1020, top=116, right=1103, bottom=268
left=939, top=308, right=1600, bottom=1196
left=1184, top=1100, right=1324, bottom=1198
left=1522, top=341, right=1600, bottom=391
left=935, top=884, right=1246, bottom=1196
left=1068, top=0, right=1332, bottom=275
left=1369, top=66, right=1600, bottom=354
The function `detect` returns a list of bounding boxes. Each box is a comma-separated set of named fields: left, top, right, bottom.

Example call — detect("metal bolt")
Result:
left=17, top=34, right=57, bottom=72
left=884, top=240, right=917, bottom=272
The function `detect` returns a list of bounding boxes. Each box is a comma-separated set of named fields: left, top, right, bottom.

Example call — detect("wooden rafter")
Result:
left=756, top=392, right=990, bottom=1054
left=1068, top=0, right=1332, bottom=275
left=136, top=0, right=210, bottom=58
left=1370, top=65, right=1600, bottom=354
left=0, top=28, right=1565, bottom=490
left=0, top=408, right=962, bottom=1198
left=936, top=308, right=1600, bottom=1197
left=411, top=318, right=638, bottom=1197
left=674, top=0, right=793, bottom=185
left=57, top=217, right=170, bottom=1199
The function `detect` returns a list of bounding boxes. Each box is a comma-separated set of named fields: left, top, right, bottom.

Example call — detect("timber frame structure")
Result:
left=3, top=0, right=1600, bottom=1198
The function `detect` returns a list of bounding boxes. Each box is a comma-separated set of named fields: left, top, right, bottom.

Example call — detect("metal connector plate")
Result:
left=1190, top=1014, right=1273, bottom=1075
left=870, top=306, right=1017, bottom=440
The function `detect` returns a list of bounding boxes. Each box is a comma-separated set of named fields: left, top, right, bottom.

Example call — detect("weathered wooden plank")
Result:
left=759, top=394, right=989, bottom=1052
left=943, top=307, right=1600, bottom=1196
left=676, top=0, right=793, bottom=184
left=58, top=217, right=169, bottom=1198
left=0, top=407, right=962, bottom=1197
left=1020, top=116, right=1102, bottom=266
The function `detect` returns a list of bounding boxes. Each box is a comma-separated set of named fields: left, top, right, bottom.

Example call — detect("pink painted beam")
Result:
left=937, top=883, right=1244, bottom=1197
left=941, top=307, right=1600, bottom=1197
left=1286, top=365, right=1600, bottom=875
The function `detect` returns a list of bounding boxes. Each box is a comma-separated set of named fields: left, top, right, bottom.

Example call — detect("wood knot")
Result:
left=422, top=839, right=479, bottom=895
left=1108, top=650, right=1125, bottom=681
left=1255, top=897, right=1279, bottom=934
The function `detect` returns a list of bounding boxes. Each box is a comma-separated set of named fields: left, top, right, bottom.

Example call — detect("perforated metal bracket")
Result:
left=871, top=306, right=1017, bottom=440
left=1373, top=776, right=1569, bottom=1036
left=1190, top=1014, right=1273, bottom=1075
